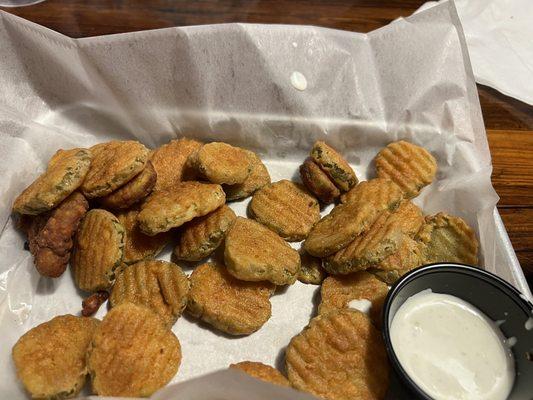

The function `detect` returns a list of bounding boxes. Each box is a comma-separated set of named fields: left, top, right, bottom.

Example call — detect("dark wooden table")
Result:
left=3, top=0, right=532, bottom=283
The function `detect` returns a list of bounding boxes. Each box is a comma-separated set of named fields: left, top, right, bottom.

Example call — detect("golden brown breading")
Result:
left=249, top=180, right=320, bottom=241
left=195, top=142, right=252, bottom=184
left=340, top=177, right=403, bottom=206
left=81, top=140, right=149, bottom=198
left=13, top=148, right=91, bottom=215
left=26, top=191, right=89, bottom=278
left=71, top=209, right=125, bottom=292
left=230, top=361, right=290, bottom=387
left=98, top=160, right=156, bottom=209
left=87, top=303, right=181, bottom=397
left=286, top=309, right=389, bottom=400
left=223, top=150, right=271, bottom=201
left=187, top=262, right=275, bottom=335
left=375, top=140, right=437, bottom=198
left=298, top=250, right=327, bottom=285
left=138, top=181, right=226, bottom=235
left=310, top=141, right=358, bottom=192
left=224, top=217, right=300, bottom=285
left=110, top=260, right=190, bottom=326
left=299, top=157, right=340, bottom=204
left=150, top=138, right=203, bottom=192
left=81, top=291, right=109, bottom=317
left=174, top=205, right=236, bottom=261
left=12, top=315, right=99, bottom=400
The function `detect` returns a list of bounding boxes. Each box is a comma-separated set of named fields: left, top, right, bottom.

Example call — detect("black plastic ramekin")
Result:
left=381, top=263, right=533, bottom=400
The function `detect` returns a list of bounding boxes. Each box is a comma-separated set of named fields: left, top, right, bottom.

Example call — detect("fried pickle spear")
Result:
left=310, top=141, right=358, bottom=192
left=223, top=150, right=271, bottom=201
left=194, top=142, right=252, bottom=184
left=230, top=361, right=290, bottom=387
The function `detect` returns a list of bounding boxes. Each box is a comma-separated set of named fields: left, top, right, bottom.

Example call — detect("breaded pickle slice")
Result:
left=299, top=157, right=340, bottom=204
left=230, top=361, right=290, bottom=387
left=195, top=142, right=252, bottom=184
left=223, top=150, right=271, bottom=201
left=311, top=141, right=358, bottom=192
left=340, top=177, right=402, bottom=205
left=297, top=250, right=327, bottom=285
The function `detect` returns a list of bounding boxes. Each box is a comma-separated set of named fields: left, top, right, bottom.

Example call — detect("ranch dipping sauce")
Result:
left=390, top=290, right=515, bottom=400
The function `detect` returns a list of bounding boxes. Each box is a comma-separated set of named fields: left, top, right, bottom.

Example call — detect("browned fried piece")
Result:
left=223, top=150, right=271, bottom=201
left=98, top=161, right=156, bottom=209
left=81, top=291, right=109, bottom=317
left=187, top=262, right=275, bottom=335
left=230, top=361, right=290, bottom=387
left=12, top=315, right=99, bottom=400
left=286, top=309, right=389, bottom=400
left=249, top=180, right=320, bottom=241
left=26, top=191, right=89, bottom=278
left=324, top=201, right=424, bottom=274
left=299, top=157, right=340, bottom=204
left=310, top=141, right=358, bottom=192
left=416, top=212, right=478, bottom=265
left=340, top=177, right=403, bottom=205
left=13, top=148, right=92, bottom=215
left=110, top=260, right=190, bottom=326
left=224, top=217, right=301, bottom=285
left=81, top=140, right=149, bottom=198
left=138, top=181, right=226, bottom=235
left=195, top=142, right=252, bottom=184
left=116, top=207, right=171, bottom=264
left=319, top=272, right=388, bottom=327
left=150, top=138, right=203, bottom=192
left=174, top=205, right=236, bottom=261
left=87, top=303, right=181, bottom=397
left=298, top=250, right=327, bottom=285
left=71, top=209, right=125, bottom=292
left=375, top=140, right=437, bottom=198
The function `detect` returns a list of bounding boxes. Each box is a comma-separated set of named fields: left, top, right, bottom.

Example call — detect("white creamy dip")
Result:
left=390, top=290, right=515, bottom=400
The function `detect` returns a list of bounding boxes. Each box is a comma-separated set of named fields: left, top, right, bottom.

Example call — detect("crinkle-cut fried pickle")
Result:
left=340, top=177, right=403, bottom=206
left=324, top=201, right=424, bottom=274
left=249, top=180, right=320, bottom=241
left=195, top=142, right=253, bottom=184
left=81, top=140, right=149, bottom=198
left=13, top=148, right=92, bottom=215
left=230, top=361, right=290, bottom=387
left=299, top=157, right=340, bottom=204
left=116, top=207, right=171, bottom=264
left=138, top=181, right=226, bottom=235
left=298, top=250, right=327, bottom=285
left=12, top=315, right=99, bottom=400
left=87, top=303, right=181, bottom=397
left=223, top=150, right=271, bottom=201
left=110, top=260, right=190, bottom=326
left=26, top=191, right=89, bottom=278
left=416, top=212, right=479, bottom=265
left=174, top=205, right=236, bottom=261
left=99, top=160, right=156, bottom=209
left=187, top=262, right=275, bottom=335
left=286, top=309, right=389, bottom=400
left=310, top=141, right=358, bottom=192
left=150, top=138, right=203, bottom=192
left=375, top=140, right=437, bottom=199
left=224, top=217, right=300, bottom=285
left=72, top=209, right=125, bottom=292
left=319, top=272, right=388, bottom=327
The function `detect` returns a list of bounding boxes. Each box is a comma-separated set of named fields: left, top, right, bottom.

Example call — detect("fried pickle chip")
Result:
left=324, top=201, right=424, bottom=274
left=174, top=205, right=236, bottom=261
left=230, top=361, right=290, bottom=387
left=115, top=207, right=171, bottom=264
left=416, top=212, right=478, bottom=265
left=224, top=217, right=300, bottom=285
left=223, top=150, right=271, bottom=201
left=249, top=180, right=320, bottom=241
left=71, top=209, right=125, bottom=292
left=286, top=309, right=389, bottom=400
left=150, top=138, right=203, bottom=192
left=299, top=157, right=340, bottom=204
left=375, top=140, right=437, bottom=198
left=298, top=250, right=326, bottom=285
left=99, top=161, right=156, bottom=209
left=187, top=262, right=275, bottom=335
left=13, top=148, right=91, bottom=215
left=310, top=141, right=358, bottom=192
left=195, top=142, right=252, bottom=184
left=110, top=260, right=190, bottom=326
left=319, top=272, right=388, bottom=327
left=12, top=315, right=99, bottom=400
left=26, top=191, right=89, bottom=278
left=87, top=303, right=181, bottom=397
left=340, top=177, right=402, bottom=205
left=81, top=140, right=149, bottom=198
left=138, top=181, right=225, bottom=235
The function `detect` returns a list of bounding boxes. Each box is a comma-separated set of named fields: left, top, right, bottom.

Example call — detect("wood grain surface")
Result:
left=2, top=0, right=532, bottom=282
